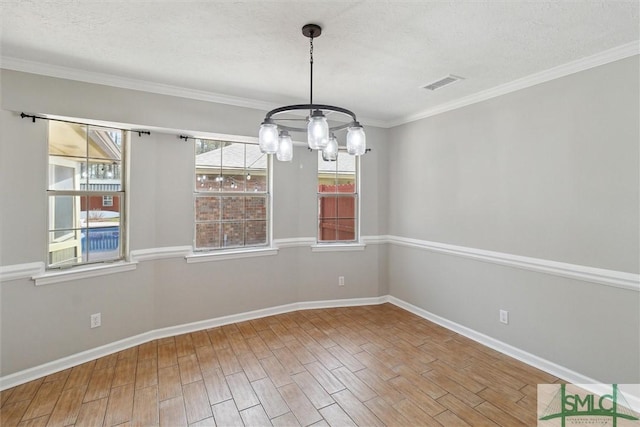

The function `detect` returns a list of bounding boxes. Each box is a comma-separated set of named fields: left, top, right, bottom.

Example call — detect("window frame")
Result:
left=193, top=138, right=272, bottom=252
left=46, top=121, right=128, bottom=270
left=316, top=150, right=361, bottom=245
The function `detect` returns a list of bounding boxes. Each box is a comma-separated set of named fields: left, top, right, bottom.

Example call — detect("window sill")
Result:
left=311, top=243, right=366, bottom=252
left=185, top=247, right=278, bottom=263
left=33, top=261, right=138, bottom=286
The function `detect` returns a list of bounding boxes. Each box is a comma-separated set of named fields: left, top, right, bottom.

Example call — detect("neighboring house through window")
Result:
left=47, top=120, right=125, bottom=267
left=194, top=139, right=269, bottom=250
left=317, top=150, right=359, bottom=243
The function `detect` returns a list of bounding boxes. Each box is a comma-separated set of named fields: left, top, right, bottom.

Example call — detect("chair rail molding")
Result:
left=387, top=235, right=640, bottom=292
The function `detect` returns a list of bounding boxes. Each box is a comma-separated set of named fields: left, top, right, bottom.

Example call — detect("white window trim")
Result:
left=311, top=243, right=366, bottom=252
left=185, top=247, right=278, bottom=263
left=33, top=261, right=137, bottom=286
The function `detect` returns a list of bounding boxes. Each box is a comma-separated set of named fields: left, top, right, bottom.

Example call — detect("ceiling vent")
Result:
left=422, top=75, right=464, bottom=91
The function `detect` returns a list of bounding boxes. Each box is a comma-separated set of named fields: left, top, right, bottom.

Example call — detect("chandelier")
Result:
left=258, top=24, right=366, bottom=162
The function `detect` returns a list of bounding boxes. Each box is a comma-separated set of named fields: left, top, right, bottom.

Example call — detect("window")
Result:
left=194, top=139, right=269, bottom=250
left=317, top=150, right=359, bottom=243
left=47, top=121, right=126, bottom=268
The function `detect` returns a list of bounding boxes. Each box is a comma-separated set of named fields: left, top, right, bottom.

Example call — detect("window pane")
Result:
left=222, top=196, right=243, bottom=220
left=336, top=218, right=356, bottom=241
left=196, top=172, right=222, bottom=192
left=318, top=219, right=356, bottom=242
left=195, top=196, right=220, bottom=221
left=318, top=152, right=356, bottom=193
left=246, top=145, right=267, bottom=192
left=246, top=169, right=267, bottom=192
left=195, top=139, right=223, bottom=192
left=196, top=223, right=221, bottom=249
left=318, top=195, right=338, bottom=220
left=222, top=222, right=244, bottom=247
left=220, top=172, right=244, bottom=192
left=88, top=126, right=122, bottom=162
left=49, top=195, right=82, bottom=236
left=82, top=195, right=121, bottom=263
left=85, top=195, right=121, bottom=228
left=49, top=159, right=81, bottom=190
left=245, top=196, right=266, bottom=220
left=337, top=195, right=356, bottom=219
left=48, top=229, right=83, bottom=266
left=245, top=220, right=267, bottom=245
left=86, top=161, right=121, bottom=189
left=83, top=226, right=121, bottom=263
left=49, top=121, right=87, bottom=158
left=319, top=220, right=338, bottom=241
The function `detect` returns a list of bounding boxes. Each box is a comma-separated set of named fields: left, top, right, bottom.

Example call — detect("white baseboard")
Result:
left=0, top=296, right=386, bottom=390
left=386, top=296, right=640, bottom=412
left=2, top=293, right=638, bottom=413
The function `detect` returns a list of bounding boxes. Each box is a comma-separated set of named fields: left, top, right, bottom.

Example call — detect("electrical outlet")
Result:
left=90, top=313, right=101, bottom=328
left=499, top=309, right=509, bottom=325
left=338, top=276, right=345, bottom=286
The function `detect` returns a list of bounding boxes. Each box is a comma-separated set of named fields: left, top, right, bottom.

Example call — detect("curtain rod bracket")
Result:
left=20, top=112, right=40, bottom=123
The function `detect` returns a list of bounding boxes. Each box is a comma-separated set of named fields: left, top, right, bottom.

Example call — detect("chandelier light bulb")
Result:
left=307, top=110, right=329, bottom=150
left=277, top=131, right=293, bottom=162
left=346, top=122, right=366, bottom=156
left=258, top=120, right=279, bottom=154
left=322, top=133, right=338, bottom=161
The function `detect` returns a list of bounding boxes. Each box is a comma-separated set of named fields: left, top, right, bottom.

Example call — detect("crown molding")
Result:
left=0, top=56, right=277, bottom=111
left=385, top=41, right=640, bottom=128
left=0, top=56, right=387, bottom=128
left=0, top=40, right=640, bottom=128
left=4, top=41, right=635, bottom=130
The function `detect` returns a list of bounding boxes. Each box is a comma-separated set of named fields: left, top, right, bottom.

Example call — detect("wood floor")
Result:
left=0, top=303, right=560, bottom=426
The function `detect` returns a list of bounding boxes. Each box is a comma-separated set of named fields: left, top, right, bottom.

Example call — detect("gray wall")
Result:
left=0, top=70, right=389, bottom=375
left=388, top=56, right=640, bottom=383
left=1, top=55, right=638, bottom=384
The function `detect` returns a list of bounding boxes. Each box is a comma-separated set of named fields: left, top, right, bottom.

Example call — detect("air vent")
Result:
left=422, top=75, right=464, bottom=91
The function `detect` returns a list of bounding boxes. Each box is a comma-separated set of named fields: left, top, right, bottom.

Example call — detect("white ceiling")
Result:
left=1, top=1, right=638, bottom=127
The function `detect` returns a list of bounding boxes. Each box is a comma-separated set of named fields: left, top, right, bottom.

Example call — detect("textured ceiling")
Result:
left=1, top=1, right=638, bottom=126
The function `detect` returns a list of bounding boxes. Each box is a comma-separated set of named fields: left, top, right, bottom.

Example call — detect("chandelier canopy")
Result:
left=258, top=24, right=366, bottom=162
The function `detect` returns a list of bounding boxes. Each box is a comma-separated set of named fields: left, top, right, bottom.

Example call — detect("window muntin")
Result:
left=47, top=121, right=125, bottom=268
left=194, top=139, right=269, bottom=250
left=317, top=151, right=359, bottom=243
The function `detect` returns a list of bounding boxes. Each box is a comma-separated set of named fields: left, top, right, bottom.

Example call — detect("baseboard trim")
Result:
left=385, top=296, right=640, bottom=411
left=0, top=296, right=386, bottom=390
left=2, top=293, right=638, bottom=411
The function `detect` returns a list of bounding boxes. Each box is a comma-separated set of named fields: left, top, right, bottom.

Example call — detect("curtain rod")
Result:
left=20, top=112, right=150, bottom=136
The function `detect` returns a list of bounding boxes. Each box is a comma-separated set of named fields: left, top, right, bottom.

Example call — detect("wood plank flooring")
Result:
left=1, top=303, right=561, bottom=426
